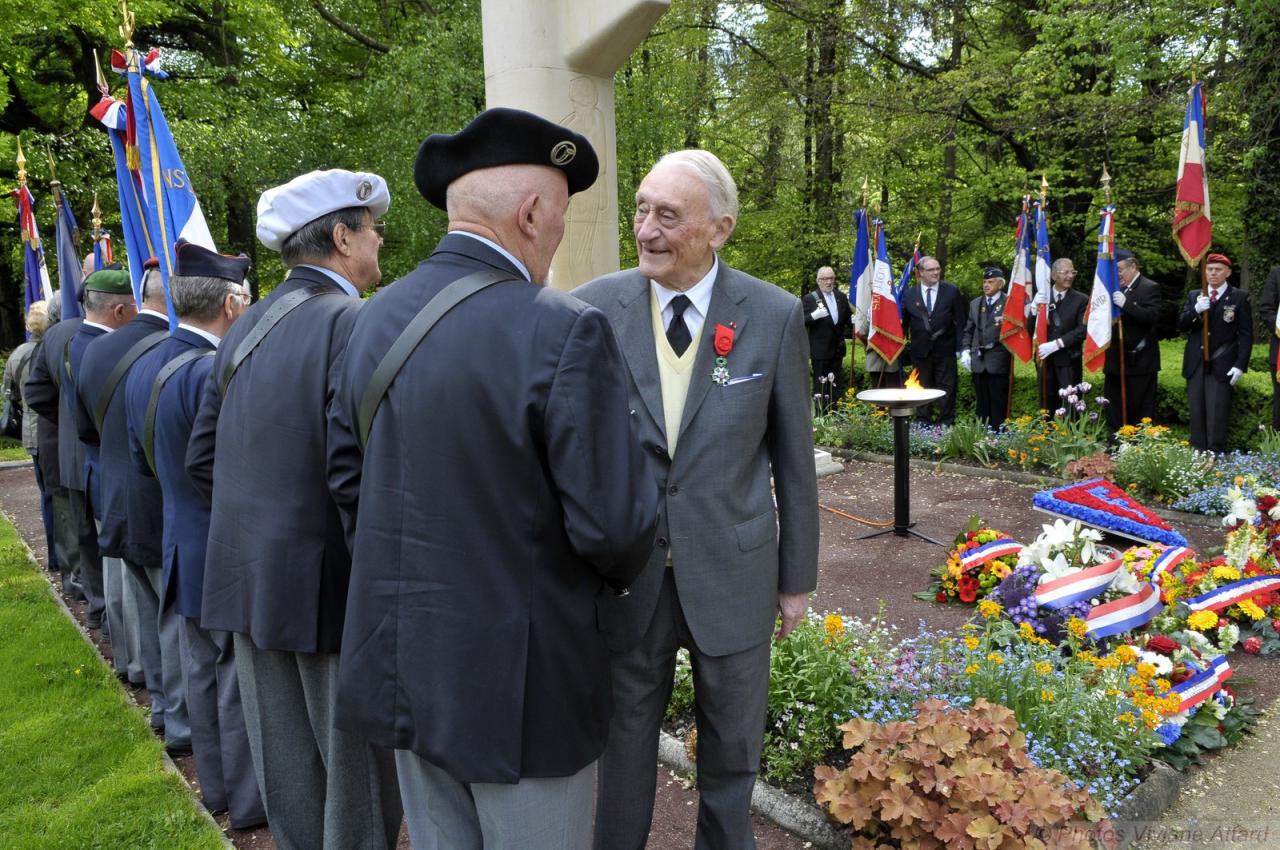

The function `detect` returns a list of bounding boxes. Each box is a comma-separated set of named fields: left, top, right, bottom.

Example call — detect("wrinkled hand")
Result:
left=1195, top=295, right=1212, bottom=314
left=811, top=304, right=829, bottom=321
left=776, top=592, right=809, bottom=641
left=1112, top=290, right=1126, bottom=309
left=959, top=351, right=972, bottom=371
left=1228, top=367, right=1243, bottom=386
left=1037, top=340, right=1060, bottom=360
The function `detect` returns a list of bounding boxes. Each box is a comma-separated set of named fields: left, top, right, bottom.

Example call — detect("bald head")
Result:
left=446, top=164, right=570, bottom=284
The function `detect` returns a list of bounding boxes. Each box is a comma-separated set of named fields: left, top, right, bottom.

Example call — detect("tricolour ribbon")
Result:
left=960, top=538, right=1023, bottom=570
left=1171, top=655, right=1232, bottom=714
left=1085, top=583, right=1163, bottom=639
left=1149, top=546, right=1194, bottom=579
left=1034, top=559, right=1123, bottom=609
left=1185, top=575, right=1280, bottom=613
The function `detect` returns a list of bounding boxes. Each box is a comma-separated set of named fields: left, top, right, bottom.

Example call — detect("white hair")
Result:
left=655, top=149, right=738, bottom=221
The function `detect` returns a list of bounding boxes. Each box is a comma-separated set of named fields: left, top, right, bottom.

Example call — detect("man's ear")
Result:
left=709, top=213, right=736, bottom=251
left=517, top=193, right=540, bottom=239
left=332, top=221, right=352, bottom=256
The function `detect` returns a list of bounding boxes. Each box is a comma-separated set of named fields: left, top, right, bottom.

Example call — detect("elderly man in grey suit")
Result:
left=575, top=150, right=819, bottom=850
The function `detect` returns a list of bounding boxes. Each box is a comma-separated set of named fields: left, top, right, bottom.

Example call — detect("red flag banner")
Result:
left=1172, top=83, right=1211, bottom=267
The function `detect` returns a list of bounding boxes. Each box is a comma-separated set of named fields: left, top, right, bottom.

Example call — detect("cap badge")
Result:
left=356, top=180, right=373, bottom=201
left=550, top=141, right=577, bottom=166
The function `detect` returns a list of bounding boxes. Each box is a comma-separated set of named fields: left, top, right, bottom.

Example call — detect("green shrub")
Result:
left=1111, top=421, right=1215, bottom=503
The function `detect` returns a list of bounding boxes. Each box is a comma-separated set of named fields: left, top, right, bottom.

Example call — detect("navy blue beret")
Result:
left=175, top=240, right=250, bottom=283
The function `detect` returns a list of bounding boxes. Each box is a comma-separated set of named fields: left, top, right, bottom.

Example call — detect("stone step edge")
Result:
left=821, top=447, right=1222, bottom=529
left=657, top=729, right=1187, bottom=850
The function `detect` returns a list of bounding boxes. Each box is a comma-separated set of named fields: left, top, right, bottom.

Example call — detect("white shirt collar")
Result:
left=651, top=258, right=718, bottom=320
left=1210, top=283, right=1228, bottom=297
left=139, top=308, right=169, bottom=321
left=450, top=231, right=531, bottom=282
left=82, top=320, right=113, bottom=333
left=295, top=264, right=360, bottom=298
left=178, top=323, right=222, bottom=348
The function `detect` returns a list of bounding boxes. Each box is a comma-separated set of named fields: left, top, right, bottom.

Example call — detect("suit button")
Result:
left=657, top=536, right=668, bottom=548
left=654, top=446, right=665, bottom=456
left=668, top=485, right=679, bottom=495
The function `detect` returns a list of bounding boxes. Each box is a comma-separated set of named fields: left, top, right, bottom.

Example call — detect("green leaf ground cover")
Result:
left=0, top=516, right=225, bottom=849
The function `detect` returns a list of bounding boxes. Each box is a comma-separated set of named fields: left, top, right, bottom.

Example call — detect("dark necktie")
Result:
left=926, top=288, right=934, bottom=314
left=1210, top=289, right=1220, bottom=304
left=667, top=295, right=692, bottom=356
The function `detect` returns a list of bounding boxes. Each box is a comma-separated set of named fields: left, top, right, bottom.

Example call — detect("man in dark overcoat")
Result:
left=960, top=267, right=1013, bottom=429
left=328, top=108, right=657, bottom=849
left=186, top=169, right=401, bottom=850
left=1257, top=264, right=1280, bottom=430
left=125, top=242, right=263, bottom=827
left=901, top=255, right=965, bottom=423
left=1178, top=252, right=1252, bottom=453
left=800, top=265, right=852, bottom=410
left=75, top=263, right=185, bottom=750
left=1032, top=258, right=1089, bottom=411
left=575, top=149, right=819, bottom=850
left=1103, top=249, right=1161, bottom=429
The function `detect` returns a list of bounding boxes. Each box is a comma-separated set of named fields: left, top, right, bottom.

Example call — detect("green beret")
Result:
left=83, top=268, right=132, bottom=295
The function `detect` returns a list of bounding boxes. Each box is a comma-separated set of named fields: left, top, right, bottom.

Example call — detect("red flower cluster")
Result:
left=957, top=575, right=979, bottom=603
left=1146, top=635, right=1179, bottom=656
left=1243, top=636, right=1263, bottom=655
left=1054, top=479, right=1173, bottom=530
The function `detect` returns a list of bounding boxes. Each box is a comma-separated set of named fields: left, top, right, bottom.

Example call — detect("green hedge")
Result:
left=849, top=340, right=1275, bottom=451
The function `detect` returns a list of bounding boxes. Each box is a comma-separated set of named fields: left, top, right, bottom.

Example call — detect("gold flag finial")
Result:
left=860, top=176, right=869, bottom=208
left=16, top=137, right=27, bottom=185
left=47, top=148, right=59, bottom=184
left=93, top=48, right=109, bottom=94
left=119, top=0, right=136, bottom=49
left=913, top=231, right=922, bottom=251
left=1040, top=173, right=1049, bottom=202
left=1100, top=164, right=1113, bottom=205
left=92, top=192, right=103, bottom=232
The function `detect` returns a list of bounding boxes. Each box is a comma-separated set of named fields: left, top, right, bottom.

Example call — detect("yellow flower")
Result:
left=823, top=614, right=845, bottom=638
left=1238, top=599, right=1267, bottom=621
left=978, top=600, right=1002, bottom=620
left=1040, top=689, right=1055, bottom=702
left=964, top=663, right=979, bottom=675
left=1113, top=645, right=1138, bottom=664
left=1212, top=566, right=1242, bottom=582
left=1234, top=475, right=1245, bottom=486
left=986, top=652, right=1004, bottom=665
left=1067, top=617, right=1088, bottom=639
left=1141, top=709, right=1161, bottom=729
left=1018, top=622, right=1036, bottom=641
left=964, top=636, right=980, bottom=651
left=1140, top=417, right=1153, bottom=425
left=1035, top=661, right=1053, bottom=676
left=1135, top=662, right=1157, bottom=680
left=1188, top=610, right=1220, bottom=631
left=1116, top=712, right=1136, bottom=727
left=1154, top=678, right=1172, bottom=693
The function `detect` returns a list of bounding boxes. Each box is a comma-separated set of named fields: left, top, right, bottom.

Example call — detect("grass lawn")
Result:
left=0, top=437, right=28, bottom=462
left=0, top=515, right=226, bottom=849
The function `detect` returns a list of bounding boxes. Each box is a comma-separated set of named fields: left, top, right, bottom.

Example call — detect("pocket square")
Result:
left=725, top=373, right=765, bottom=386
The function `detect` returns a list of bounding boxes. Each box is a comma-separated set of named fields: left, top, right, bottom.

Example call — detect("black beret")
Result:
left=1114, top=249, right=1135, bottom=263
left=414, top=107, right=599, bottom=210
left=175, top=240, right=250, bottom=283
left=982, top=266, right=1005, bottom=280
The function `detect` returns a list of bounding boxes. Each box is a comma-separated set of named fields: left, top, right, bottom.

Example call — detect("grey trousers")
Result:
left=594, top=570, right=772, bottom=850
left=49, top=488, right=83, bottom=599
left=233, top=635, right=402, bottom=850
left=1187, top=368, right=1232, bottom=453
left=395, top=750, right=594, bottom=850
left=124, top=558, right=189, bottom=744
left=67, top=488, right=104, bottom=617
left=180, top=618, right=265, bottom=828
left=98, top=518, right=140, bottom=682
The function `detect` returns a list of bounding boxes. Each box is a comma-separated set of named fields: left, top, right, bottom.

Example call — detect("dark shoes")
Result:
left=165, top=741, right=194, bottom=758
left=86, top=613, right=102, bottom=630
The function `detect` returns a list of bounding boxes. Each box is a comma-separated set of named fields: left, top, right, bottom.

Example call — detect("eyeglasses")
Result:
left=369, top=221, right=386, bottom=238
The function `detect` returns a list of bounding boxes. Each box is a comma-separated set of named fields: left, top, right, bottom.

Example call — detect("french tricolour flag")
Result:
left=1034, top=559, right=1122, bottom=610
left=1172, top=82, right=1211, bottom=268
left=1082, top=206, right=1120, bottom=372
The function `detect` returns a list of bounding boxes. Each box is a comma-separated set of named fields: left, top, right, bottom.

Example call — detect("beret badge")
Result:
left=356, top=180, right=373, bottom=201
left=550, top=141, right=577, bottom=166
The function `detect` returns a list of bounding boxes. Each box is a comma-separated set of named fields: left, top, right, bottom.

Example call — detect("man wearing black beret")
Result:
left=1103, top=249, right=1161, bottom=428
left=329, top=108, right=657, bottom=846
left=124, top=241, right=264, bottom=828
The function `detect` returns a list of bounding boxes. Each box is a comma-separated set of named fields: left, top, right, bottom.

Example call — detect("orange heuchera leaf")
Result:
left=966, top=814, right=1008, bottom=849
left=875, top=720, right=915, bottom=747
left=877, top=782, right=923, bottom=826
left=933, top=811, right=975, bottom=848
left=886, top=757, right=915, bottom=786
left=839, top=716, right=878, bottom=749
left=993, top=799, right=1034, bottom=833
left=918, top=720, right=970, bottom=757
left=901, top=739, right=940, bottom=766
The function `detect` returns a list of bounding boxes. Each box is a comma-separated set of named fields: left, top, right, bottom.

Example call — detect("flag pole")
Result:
left=1037, top=174, right=1050, bottom=414
left=1102, top=166, right=1128, bottom=426
left=1006, top=194, right=1030, bottom=423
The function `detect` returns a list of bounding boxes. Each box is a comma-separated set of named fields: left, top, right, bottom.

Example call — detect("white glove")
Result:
left=1228, top=367, right=1243, bottom=386
left=811, top=303, right=829, bottom=321
left=1037, top=340, right=1061, bottom=359
left=959, top=351, right=972, bottom=371
left=1025, top=302, right=1035, bottom=318
left=1195, top=295, right=1211, bottom=314
left=1111, top=290, right=1125, bottom=308
left=1034, top=287, right=1050, bottom=306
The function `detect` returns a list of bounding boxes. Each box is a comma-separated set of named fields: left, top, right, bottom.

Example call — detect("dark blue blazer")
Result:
left=22, top=317, right=82, bottom=491
left=1178, top=285, right=1254, bottom=382
left=74, top=312, right=169, bottom=561
left=69, top=322, right=109, bottom=514
left=329, top=233, right=657, bottom=783
left=186, top=266, right=361, bottom=653
left=902, top=280, right=966, bottom=360
left=126, top=327, right=216, bottom=617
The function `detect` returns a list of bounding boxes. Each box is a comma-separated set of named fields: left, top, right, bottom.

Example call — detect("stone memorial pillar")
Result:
left=481, top=0, right=669, bottom=289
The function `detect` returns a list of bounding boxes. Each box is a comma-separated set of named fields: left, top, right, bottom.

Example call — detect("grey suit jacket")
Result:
left=574, top=262, right=819, bottom=658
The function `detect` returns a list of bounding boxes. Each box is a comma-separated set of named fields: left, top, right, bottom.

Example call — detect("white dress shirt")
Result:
left=651, top=258, right=718, bottom=341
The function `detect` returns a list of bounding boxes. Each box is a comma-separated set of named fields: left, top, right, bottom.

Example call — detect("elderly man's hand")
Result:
left=776, top=592, right=808, bottom=641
